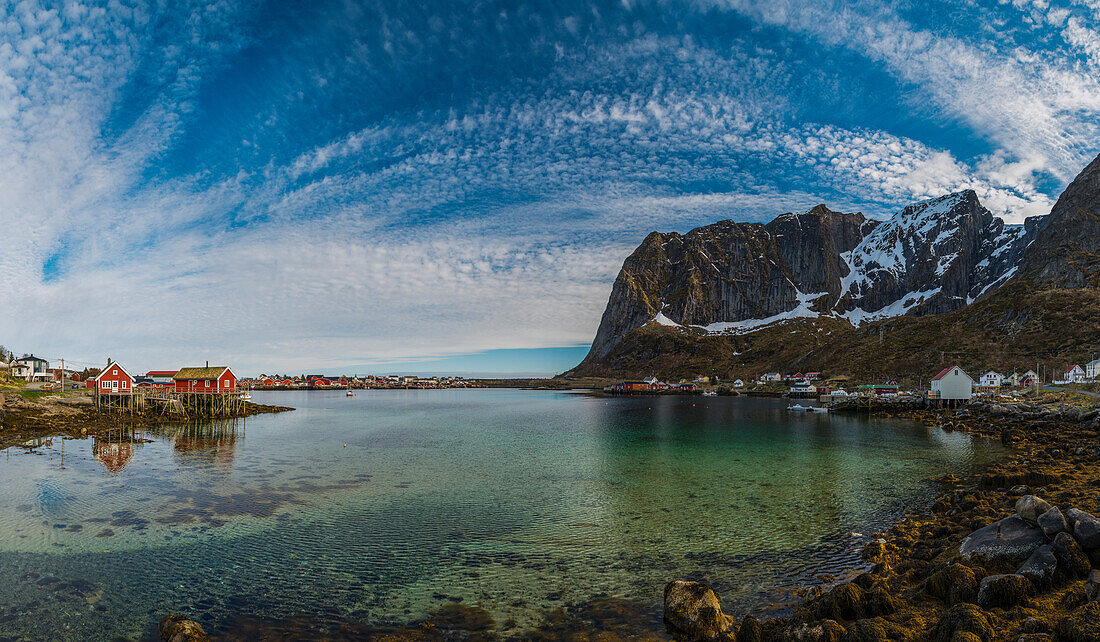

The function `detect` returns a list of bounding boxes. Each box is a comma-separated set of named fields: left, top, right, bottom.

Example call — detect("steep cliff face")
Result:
left=1018, top=153, right=1100, bottom=287
left=584, top=206, right=870, bottom=361
left=572, top=189, right=1045, bottom=375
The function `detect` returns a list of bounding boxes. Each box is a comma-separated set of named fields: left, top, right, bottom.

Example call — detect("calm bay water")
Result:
left=0, top=390, right=1003, bottom=639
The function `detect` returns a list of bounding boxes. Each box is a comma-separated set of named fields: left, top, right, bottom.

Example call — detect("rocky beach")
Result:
left=0, top=391, right=292, bottom=449
left=664, top=395, right=1100, bottom=641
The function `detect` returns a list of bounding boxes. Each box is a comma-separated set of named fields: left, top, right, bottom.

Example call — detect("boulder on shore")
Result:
left=1052, top=531, right=1092, bottom=580
left=1017, top=495, right=1053, bottom=525
left=960, top=516, right=1045, bottom=570
left=1038, top=507, right=1068, bottom=538
left=159, top=615, right=208, bottom=642
left=663, top=581, right=734, bottom=641
left=925, top=563, right=978, bottom=605
left=1018, top=545, right=1058, bottom=588
left=1066, top=508, right=1100, bottom=550
left=931, top=603, right=993, bottom=642
left=976, top=573, right=1030, bottom=609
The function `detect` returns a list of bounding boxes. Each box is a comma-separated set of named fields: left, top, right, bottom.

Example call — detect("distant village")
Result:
left=0, top=351, right=482, bottom=393
left=605, top=360, right=1100, bottom=403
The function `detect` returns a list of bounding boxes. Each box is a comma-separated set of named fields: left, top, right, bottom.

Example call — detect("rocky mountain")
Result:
left=572, top=188, right=1046, bottom=375
left=1018, top=153, right=1100, bottom=288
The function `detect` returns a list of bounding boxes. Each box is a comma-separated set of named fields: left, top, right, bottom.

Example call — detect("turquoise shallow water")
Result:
left=0, top=390, right=1004, bottom=638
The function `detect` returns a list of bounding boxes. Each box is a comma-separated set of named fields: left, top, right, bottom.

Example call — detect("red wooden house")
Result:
left=173, top=366, right=237, bottom=393
left=95, top=363, right=135, bottom=395
left=146, top=370, right=178, bottom=389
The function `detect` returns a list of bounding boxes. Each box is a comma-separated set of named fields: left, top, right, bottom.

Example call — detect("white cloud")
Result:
left=0, top=1, right=1091, bottom=374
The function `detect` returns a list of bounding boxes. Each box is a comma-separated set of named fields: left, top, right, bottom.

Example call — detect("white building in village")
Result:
left=1086, top=359, right=1100, bottom=380
left=931, top=365, right=974, bottom=401
left=980, top=371, right=1004, bottom=388
left=1063, top=365, right=1086, bottom=384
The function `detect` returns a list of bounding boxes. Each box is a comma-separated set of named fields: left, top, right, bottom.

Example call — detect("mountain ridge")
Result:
left=565, top=155, right=1100, bottom=381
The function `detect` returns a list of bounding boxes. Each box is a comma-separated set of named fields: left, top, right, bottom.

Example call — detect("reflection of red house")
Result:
left=94, top=440, right=134, bottom=474
left=173, top=366, right=237, bottom=393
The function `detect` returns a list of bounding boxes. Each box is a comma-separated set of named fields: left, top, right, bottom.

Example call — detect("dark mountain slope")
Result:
left=566, top=153, right=1099, bottom=381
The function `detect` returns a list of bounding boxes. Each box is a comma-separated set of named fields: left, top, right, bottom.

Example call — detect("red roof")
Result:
left=931, top=366, right=955, bottom=381
left=146, top=370, right=179, bottom=376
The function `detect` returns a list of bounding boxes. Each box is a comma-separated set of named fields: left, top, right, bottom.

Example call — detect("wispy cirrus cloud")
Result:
left=0, top=0, right=1096, bottom=374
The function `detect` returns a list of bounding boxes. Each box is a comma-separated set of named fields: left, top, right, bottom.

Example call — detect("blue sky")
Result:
left=1, top=0, right=1099, bottom=376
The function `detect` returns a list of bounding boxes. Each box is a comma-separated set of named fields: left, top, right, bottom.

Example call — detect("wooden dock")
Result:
left=95, top=389, right=249, bottom=418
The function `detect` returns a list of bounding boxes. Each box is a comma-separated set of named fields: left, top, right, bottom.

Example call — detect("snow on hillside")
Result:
left=647, top=191, right=1033, bottom=334
left=839, top=191, right=970, bottom=301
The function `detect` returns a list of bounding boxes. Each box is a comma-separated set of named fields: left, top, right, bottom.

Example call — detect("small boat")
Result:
left=346, top=390, right=354, bottom=397
left=809, top=406, right=829, bottom=413
left=239, top=392, right=252, bottom=401
left=701, top=390, right=717, bottom=397
left=789, top=404, right=807, bottom=412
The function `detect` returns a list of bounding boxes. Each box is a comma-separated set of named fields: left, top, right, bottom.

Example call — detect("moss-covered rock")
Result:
left=1052, top=531, right=1092, bottom=580
left=1056, top=602, right=1100, bottom=642
left=159, top=615, right=209, bottom=642
left=931, top=603, right=993, bottom=642
left=813, top=583, right=866, bottom=621
left=976, top=573, right=1030, bottom=609
left=663, top=580, right=734, bottom=641
left=735, top=614, right=761, bottom=642
left=925, top=563, right=979, bottom=605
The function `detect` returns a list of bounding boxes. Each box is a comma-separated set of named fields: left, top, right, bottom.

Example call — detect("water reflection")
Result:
left=157, top=420, right=243, bottom=476
left=93, top=435, right=137, bottom=475
left=0, top=390, right=1006, bottom=641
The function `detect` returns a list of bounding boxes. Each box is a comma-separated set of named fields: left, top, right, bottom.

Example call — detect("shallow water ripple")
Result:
left=0, top=390, right=1004, bottom=639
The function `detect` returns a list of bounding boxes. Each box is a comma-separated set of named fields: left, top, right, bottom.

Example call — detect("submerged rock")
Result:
left=663, top=580, right=734, bottom=641
left=1038, top=507, right=1068, bottom=538
left=159, top=615, right=208, bottom=642
left=977, top=573, right=1030, bottom=609
left=1017, top=495, right=1053, bottom=525
left=960, top=516, right=1045, bottom=569
left=1018, top=546, right=1058, bottom=588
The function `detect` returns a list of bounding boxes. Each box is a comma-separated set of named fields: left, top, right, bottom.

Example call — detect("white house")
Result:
left=980, top=371, right=1004, bottom=388
left=790, top=381, right=817, bottom=395
left=761, top=372, right=781, bottom=382
left=642, top=376, right=660, bottom=386
left=12, top=355, right=48, bottom=381
left=1086, top=359, right=1100, bottom=380
left=1063, top=365, right=1086, bottom=383
left=732, top=379, right=744, bottom=388
left=931, top=365, right=974, bottom=401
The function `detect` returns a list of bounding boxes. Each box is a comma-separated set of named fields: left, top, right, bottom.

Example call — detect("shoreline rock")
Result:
left=663, top=399, right=1100, bottom=641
